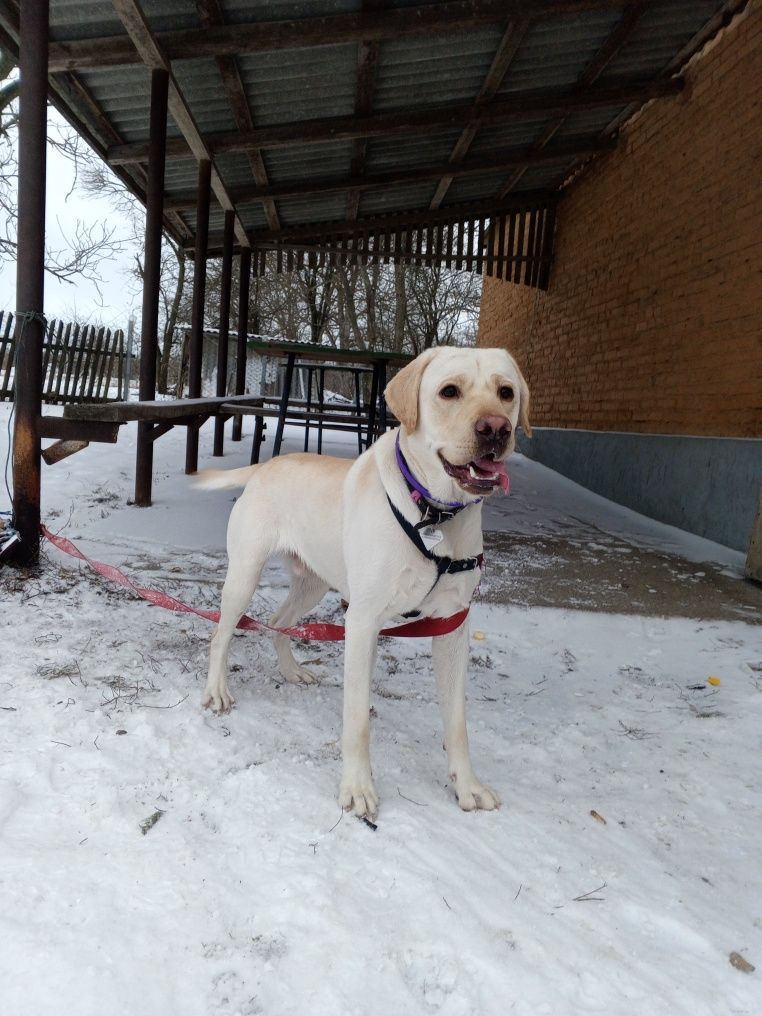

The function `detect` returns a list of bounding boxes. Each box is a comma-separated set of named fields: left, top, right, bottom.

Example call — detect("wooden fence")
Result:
left=0, top=311, right=127, bottom=404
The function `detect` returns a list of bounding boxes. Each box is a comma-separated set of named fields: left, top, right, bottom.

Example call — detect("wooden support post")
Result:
left=134, top=67, right=169, bottom=507
left=185, top=159, right=212, bottom=474
left=7, top=0, right=49, bottom=567
left=232, top=247, right=252, bottom=442
left=213, top=209, right=235, bottom=456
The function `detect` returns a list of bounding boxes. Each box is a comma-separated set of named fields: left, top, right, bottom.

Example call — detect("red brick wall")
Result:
left=477, top=4, right=762, bottom=438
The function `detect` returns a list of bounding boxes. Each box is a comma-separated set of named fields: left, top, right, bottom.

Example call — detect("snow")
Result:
left=1, top=403, right=761, bottom=1016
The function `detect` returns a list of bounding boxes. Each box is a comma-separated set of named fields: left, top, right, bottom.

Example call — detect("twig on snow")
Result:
left=573, top=882, right=607, bottom=902
left=397, top=787, right=428, bottom=807
left=141, top=694, right=189, bottom=710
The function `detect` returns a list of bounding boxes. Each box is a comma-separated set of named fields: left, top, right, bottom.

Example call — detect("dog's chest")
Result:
left=389, top=548, right=481, bottom=619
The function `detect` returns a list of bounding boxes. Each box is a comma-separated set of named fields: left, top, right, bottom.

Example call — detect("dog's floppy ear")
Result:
left=517, top=366, right=532, bottom=437
left=384, top=348, right=438, bottom=432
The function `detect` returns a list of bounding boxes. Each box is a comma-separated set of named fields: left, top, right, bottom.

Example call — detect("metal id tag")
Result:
left=419, top=526, right=444, bottom=551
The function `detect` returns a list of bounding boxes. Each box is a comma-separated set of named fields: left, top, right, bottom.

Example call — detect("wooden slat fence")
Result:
left=0, top=311, right=126, bottom=404
left=252, top=200, right=557, bottom=289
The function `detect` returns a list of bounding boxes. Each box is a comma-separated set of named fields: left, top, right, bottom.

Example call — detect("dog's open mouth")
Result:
left=439, top=452, right=509, bottom=494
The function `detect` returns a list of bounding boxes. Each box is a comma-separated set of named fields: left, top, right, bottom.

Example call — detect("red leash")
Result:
left=40, top=525, right=469, bottom=641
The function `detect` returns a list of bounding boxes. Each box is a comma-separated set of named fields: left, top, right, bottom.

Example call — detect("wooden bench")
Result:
left=220, top=401, right=397, bottom=463
left=62, top=393, right=262, bottom=426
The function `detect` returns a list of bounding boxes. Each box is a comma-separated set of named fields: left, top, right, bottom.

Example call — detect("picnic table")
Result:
left=57, top=341, right=411, bottom=502
left=230, top=339, right=412, bottom=462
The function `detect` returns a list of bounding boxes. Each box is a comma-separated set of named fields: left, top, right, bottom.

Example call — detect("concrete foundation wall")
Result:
left=518, top=429, right=762, bottom=552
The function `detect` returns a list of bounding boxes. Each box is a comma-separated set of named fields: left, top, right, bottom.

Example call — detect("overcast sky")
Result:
left=0, top=107, right=142, bottom=329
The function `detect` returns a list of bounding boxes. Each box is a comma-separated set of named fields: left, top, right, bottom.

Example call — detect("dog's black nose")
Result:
left=475, top=415, right=511, bottom=443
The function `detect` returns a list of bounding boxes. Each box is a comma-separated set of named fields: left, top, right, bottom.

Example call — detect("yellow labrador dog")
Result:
left=197, top=346, right=530, bottom=817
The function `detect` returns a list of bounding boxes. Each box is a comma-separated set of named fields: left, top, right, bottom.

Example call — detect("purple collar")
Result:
left=395, top=433, right=481, bottom=511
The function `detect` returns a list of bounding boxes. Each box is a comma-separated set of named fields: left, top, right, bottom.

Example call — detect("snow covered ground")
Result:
left=1, top=404, right=761, bottom=1016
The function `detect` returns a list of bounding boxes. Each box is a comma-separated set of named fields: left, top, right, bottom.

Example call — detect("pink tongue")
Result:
left=472, top=457, right=510, bottom=494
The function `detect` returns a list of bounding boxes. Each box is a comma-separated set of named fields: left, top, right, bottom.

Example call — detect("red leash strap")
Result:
left=40, top=525, right=470, bottom=641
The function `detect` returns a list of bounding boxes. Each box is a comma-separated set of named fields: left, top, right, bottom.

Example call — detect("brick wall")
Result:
left=477, top=4, right=762, bottom=439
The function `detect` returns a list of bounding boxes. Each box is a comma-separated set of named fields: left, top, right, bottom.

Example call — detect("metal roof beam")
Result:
left=165, top=140, right=615, bottom=211
left=429, top=14, right=530, bottom=209
left=47, top=1, right=657, bottom=72
left=347, top=0, right=384, bottom=221
left=108, top=79, right=682, bottom=166
left=500, top=1, right=648, bottom=196
left=195, top=0, right=280, bottom=232
left=111, top=0, right=250, bottom=247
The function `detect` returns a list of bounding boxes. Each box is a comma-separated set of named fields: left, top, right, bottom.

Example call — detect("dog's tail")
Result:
left=193, top=464, right=260, bottom=490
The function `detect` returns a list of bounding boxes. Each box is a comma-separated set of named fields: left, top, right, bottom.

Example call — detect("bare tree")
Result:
left=78, top=146, right=190, bottom=394
left=0, top=49, right=126, bottom=296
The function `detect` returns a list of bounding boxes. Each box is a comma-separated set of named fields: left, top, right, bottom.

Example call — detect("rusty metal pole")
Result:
left=231, top=246, right=252, bottom=442
left=185, top=158, right=212, bottom=474
left=134, top=67, right=169, bottom=507
left=8, top=0, right=49, bottom=568
left=213, top=209, right=235, bottom=456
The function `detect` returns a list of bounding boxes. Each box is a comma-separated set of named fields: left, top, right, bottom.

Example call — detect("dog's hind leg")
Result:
left=270, top=556, right=329, bottom=684
left=203, top=528, right=270, bottom=713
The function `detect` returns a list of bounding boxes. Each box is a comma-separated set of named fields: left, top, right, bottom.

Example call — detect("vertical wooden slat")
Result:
left=496, top=214, right=507, bottom=280
left=475, top=218, right=486, bottom=275
left=434, top=223, right=444, bottom=268
left=464, top=219, right=475, bottom=273
left=40, top=318, right=57, bottom=395
left=70, top=325, right=91, bottom=402
left=0, top=311, right=13, bottom=399
left=69, top=324, right=89, bottom=402
left=51, top=321, right=71, bottom=400
left=62, top=323, right=80, bottom=401
left=94, top=327, right=114, bottom=400
left=85, top=326, right=107, bottom=400
left=521, top=207, right=535, bottom=286
left=411, top=225, right=420, bottom=267
left=441, top=224, right=451, bottom=270
left=512, top=210, right=526, bottom=284
left=485, top=219, right=497, bottom=278
left=453, top=223, right=461, bottom=270
left=91, top=324, right=107, bottom=400
left=503, top=211, right=515, bottom=281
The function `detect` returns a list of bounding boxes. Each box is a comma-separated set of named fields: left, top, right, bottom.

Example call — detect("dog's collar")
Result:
left=388, top=434, right=484, bottom=610
left=395, top=433, right=481, bottom=528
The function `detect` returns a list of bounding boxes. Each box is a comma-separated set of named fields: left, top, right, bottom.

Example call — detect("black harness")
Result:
left=386, top=457, right=484, bottom=618
left=386, top=495, right=484, bottom=579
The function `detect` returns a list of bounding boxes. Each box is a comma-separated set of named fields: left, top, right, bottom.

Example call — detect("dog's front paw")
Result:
left=451, top=772, right=500, bottom=812
left=201, top=679, right=235, bottom=714
left=339, top=767, right=379, bottom=819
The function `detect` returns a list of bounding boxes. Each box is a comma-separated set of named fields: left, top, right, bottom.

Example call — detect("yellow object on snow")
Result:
left=707, top=676, right=721, bottom=686
left=473, top=630, right=486, bottom=641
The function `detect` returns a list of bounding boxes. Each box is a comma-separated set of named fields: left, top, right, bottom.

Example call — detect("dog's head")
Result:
left=384, top=346, right=530, bottom=498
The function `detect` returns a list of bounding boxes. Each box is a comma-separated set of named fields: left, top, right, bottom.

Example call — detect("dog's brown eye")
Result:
left=499, top=385, right=515, bottom=401
left=439, top=384, right=460, bottom=399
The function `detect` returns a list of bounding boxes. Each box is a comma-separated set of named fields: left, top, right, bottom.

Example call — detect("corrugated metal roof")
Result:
left=237, top=45, right=358, bottom=127
left=5, top=0, right=748, bottom=256
left=373, top=29, right=505, bottom=112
